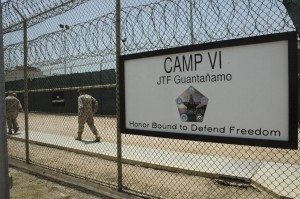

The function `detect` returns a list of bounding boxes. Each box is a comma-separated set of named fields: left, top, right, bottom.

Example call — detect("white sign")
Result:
left=120, top=32, right=298, bottom=149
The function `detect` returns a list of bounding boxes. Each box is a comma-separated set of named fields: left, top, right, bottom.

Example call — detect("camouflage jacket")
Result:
left=6, top=96, right=23, bottom=113
left=78, top=94, right=98, bottom=115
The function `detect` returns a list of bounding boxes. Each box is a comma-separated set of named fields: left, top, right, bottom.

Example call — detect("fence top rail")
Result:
left=5, top=84, right=116, bottom=94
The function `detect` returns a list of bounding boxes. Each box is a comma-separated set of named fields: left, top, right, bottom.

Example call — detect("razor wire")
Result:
left=3, top=0, right=295, bottom=72
left=4, top=0, right=300, bottom=198
left=2, top=0, right=90, bottom=34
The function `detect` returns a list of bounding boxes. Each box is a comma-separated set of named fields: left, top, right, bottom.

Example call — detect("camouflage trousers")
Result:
left=77, top=112, right=99, bottom=137
left=6, top=112, right=19, bottom=133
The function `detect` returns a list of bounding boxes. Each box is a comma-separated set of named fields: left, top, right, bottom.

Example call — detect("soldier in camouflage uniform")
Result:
left=75, top=89, right=100, bottom=142
left=5, top=91, right=23, bottom=134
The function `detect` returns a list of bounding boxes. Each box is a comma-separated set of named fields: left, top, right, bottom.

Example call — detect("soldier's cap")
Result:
left=77, top=89, right=85, bottom=93
left=7, top=90, right=14, bottom=95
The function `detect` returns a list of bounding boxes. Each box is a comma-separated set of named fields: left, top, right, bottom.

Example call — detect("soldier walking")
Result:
left=75, top=89, right=100, bottom=142
left=5, top=91, right=23, bottom=134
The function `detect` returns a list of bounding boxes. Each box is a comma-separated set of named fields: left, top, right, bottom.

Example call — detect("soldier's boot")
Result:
left=75, top=133, right=82, bottom=141
left=14, top=127, right=19, bottom=134
left=8, top=130, right=12, bottom=135
left=90, top=126, right=100, bottom=142
left=95, top=135, right=100, bottom=142
left=94, top=131, right=100, bottom=142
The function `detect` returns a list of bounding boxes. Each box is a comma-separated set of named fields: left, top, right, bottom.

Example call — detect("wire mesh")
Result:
left=3, top=0, right=300, bottom=198
left=5, top=0, right=120, bottom=190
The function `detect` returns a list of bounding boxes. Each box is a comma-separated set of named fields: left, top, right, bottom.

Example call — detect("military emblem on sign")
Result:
left=176, top=86, right=208, bottom=122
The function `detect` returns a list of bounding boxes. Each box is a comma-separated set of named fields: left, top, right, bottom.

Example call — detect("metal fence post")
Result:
left=12, top=5, right=30, bottom=163
left=116, top=0, right=123, bottom=192
left=23, top=19, right=30, bottom=164
left=189, top=0, right=195, bottom=44
left=283, top=0, right=300, bottom=35
left=0, top=3, right=10, bottom=199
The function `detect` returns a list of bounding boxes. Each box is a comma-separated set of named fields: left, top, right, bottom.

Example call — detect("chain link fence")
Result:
left=3, top=0, right=300, bottom=198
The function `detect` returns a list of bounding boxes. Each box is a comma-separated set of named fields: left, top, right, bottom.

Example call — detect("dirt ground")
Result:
left=9, top=167, right=107, bottom=199
left=16, top=112, right=300, bottom=164
left=8, top=140, right=271, bottom=199
left=7, top=112, right=300, bottom=198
